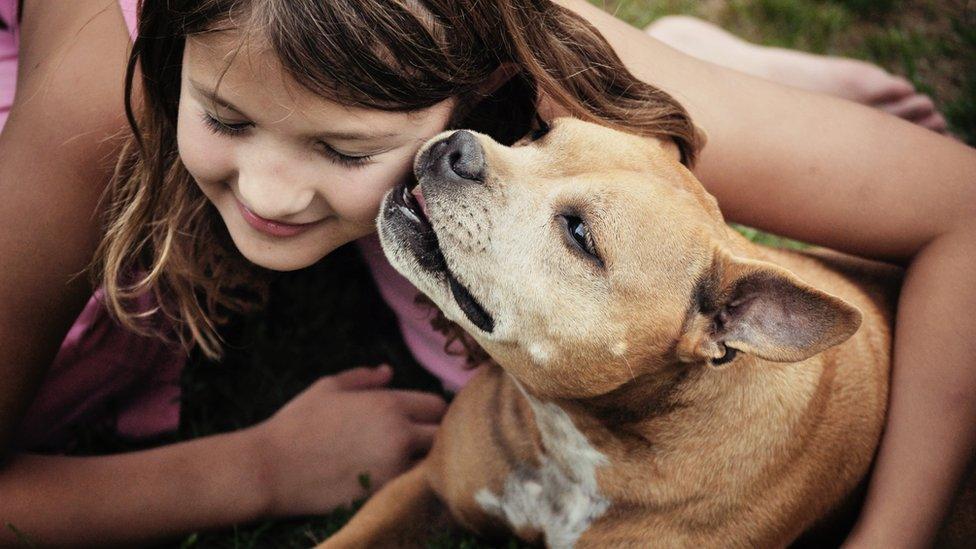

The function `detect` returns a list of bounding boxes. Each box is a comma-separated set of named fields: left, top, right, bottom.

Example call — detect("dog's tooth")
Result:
left=398, top=205, right=421, bottom=224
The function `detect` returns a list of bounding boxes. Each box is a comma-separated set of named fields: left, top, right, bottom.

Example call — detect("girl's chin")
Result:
left=230, top=232, right=341, bottom=272
left=220, top=208, right=375, bottom=271
left=240, top=248, right=328, bottom=272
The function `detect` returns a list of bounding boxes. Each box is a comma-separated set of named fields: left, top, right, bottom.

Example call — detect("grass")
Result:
left=57, top=2, right=972, bottom=547
left=599, top=0, right=976, bottom=143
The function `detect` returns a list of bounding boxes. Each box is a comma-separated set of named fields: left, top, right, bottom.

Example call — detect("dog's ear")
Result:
left=677, top=248, right=862, bottom=367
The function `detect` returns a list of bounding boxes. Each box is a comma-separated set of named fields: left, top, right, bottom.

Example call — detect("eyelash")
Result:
left=317, top=142, right=375, bottom=168
left=201, top=111, right=250, bottom=136
left=200, top=112, right=374, bottom=168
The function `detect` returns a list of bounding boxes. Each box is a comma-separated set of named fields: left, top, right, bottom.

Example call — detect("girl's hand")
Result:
left=249, top=366, right=447, bottom=517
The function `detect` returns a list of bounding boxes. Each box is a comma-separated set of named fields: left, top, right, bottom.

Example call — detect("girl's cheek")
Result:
left=325, top=155, right=415, bottom=225
left=176, top=107, right=234, bottom=192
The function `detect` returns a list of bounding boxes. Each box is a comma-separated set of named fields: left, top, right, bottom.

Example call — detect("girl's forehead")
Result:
left=184, top=32, right=455, bottom=136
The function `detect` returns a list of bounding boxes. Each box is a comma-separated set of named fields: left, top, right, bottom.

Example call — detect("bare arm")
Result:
left=0, top=2, right=267, bottom=544
left=561, top=0, right=974, bottom=261
left=0, top=0, right=131, bottom=446
left=0, top=431, right=269, bottom=546
left=560, top=1, right=976, bottom=546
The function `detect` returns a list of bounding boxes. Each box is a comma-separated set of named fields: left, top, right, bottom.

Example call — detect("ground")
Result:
left=55, top=1, right=974, bottom=547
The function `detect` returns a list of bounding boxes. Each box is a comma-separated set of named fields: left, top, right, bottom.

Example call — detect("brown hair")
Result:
left=96, top=0, right=701, bottom=360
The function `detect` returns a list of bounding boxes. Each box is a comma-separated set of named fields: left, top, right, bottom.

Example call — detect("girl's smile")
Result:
left=177, top=32, right=456, bottom=271
left=234, top=197, right=325, bottom=238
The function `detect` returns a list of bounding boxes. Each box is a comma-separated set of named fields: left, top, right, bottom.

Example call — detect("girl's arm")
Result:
left=0, top=366, right=444, bottom=546
left=0, top=0, right=131, bottom=447
left=0, top=431, right=269, bottom=545
left=0, top=4, right=447, bottom=545
left=0, top=3, right=268, bottom=543
left=559, top=1, right=976, bottom=546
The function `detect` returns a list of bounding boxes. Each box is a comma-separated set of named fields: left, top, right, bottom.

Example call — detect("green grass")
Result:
left=599, top=0, right=976, bottom=143
left=60, top=2, right=972, bottom=547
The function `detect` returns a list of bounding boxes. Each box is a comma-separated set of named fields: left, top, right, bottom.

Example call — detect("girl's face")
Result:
left=178, top=32, right=456, bottom=271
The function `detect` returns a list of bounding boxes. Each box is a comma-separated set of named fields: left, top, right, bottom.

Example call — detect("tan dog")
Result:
left=319, top=118, right=971, bottom=547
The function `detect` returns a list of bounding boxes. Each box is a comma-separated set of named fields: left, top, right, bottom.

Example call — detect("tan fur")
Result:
left=318, top=119, right=971, bottom=548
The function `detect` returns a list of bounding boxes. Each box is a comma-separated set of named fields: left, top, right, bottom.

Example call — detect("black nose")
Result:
left=422, top=130, right=485, bottom=182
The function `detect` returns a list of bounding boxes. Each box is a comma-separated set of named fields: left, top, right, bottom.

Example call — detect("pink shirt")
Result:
left=0, top=0, right=17, bottom=130
left=2, top=0, right=473, bottom=449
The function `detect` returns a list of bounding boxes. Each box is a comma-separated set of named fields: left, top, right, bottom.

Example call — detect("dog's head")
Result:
left=379, top=118, right=860, bottom=399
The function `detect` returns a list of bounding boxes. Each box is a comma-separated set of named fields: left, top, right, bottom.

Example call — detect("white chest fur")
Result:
left=475, top=383, right=610, bottom=548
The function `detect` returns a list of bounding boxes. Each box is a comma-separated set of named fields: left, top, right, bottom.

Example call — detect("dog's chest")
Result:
left=474, top=391, right=610, bottom=549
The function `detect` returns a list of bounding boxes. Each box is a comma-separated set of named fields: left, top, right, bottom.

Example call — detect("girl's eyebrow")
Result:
left=190, top=79, right=248, bottom=117
left=189, top=79, right=399, bottom=141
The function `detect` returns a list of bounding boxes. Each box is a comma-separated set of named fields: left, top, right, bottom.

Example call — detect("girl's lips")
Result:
left=235, top=199, right=322, bottom=238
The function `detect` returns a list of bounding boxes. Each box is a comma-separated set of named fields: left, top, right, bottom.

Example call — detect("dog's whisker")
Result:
left=622, top=353, right=636, bottom=383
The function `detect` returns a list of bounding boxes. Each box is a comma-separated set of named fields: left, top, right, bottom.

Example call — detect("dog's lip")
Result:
left=448, top=272, right=495, bottom=333
left=394, top=181, right=432, bottom=228
left=384, top=180, right=495, bottom=334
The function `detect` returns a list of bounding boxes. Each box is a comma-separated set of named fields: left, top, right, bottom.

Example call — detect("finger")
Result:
left=879, top=94, right=936, bottom=121
left=394, top=391, right=449, bottom=423
left=864, top=74, right=915, bottom=104
left=329, top=365, right=393, bottom=391
left=408, top=423, right=440, bottom=457
left=916, top=112, right=948, bottom=133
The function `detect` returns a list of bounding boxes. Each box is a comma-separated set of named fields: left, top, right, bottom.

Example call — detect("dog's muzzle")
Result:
left=382, top=129, right=497, bottom=335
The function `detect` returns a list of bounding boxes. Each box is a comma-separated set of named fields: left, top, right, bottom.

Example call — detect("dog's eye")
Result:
left=560, top=214, right=601, bottom=265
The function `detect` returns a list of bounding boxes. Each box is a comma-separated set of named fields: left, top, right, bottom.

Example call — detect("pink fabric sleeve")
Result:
left=119, top=0, right=138, bottom=38
left=15, top=291, right=185, bottom=450
left=0, top=0, right=19, bottom=130
left=358, top=235, right=479, bottom=391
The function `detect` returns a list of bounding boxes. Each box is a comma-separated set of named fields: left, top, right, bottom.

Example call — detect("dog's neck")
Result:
left=566, top=356, right=825, bottom=440
left=550, top=351, right=832, bottom=507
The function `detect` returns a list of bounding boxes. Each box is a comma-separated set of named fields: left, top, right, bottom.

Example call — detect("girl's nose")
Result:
left=235, top=155, right=317, bottom=222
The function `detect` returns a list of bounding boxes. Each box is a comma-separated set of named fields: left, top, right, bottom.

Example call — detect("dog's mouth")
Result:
left=383, top=179, right=495, bottom=334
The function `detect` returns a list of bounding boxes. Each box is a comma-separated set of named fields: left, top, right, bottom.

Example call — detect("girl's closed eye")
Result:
left=315, top=141, right=376, bottom=168
left=201, top=111, right=252, bottom=136
left=200, top=110, right=377, bottom=169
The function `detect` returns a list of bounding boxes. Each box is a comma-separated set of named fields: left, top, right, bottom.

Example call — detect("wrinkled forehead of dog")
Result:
left=529, top=117, right=684, bottom=170
left=497, top=118, right=726, bottom=264
left=509, top=118, right=720, bottom=220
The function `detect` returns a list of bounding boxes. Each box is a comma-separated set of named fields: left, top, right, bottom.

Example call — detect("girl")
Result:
left=0, top=0, right=973, bottom=546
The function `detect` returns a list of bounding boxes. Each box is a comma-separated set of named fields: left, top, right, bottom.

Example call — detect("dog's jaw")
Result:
left=378, top=185, right=449, bottom=296
left=377, top=182, right=497, bottom=335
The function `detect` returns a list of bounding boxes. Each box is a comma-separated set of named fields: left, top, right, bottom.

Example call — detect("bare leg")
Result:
left=646, top=15, right=947, bottom=132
